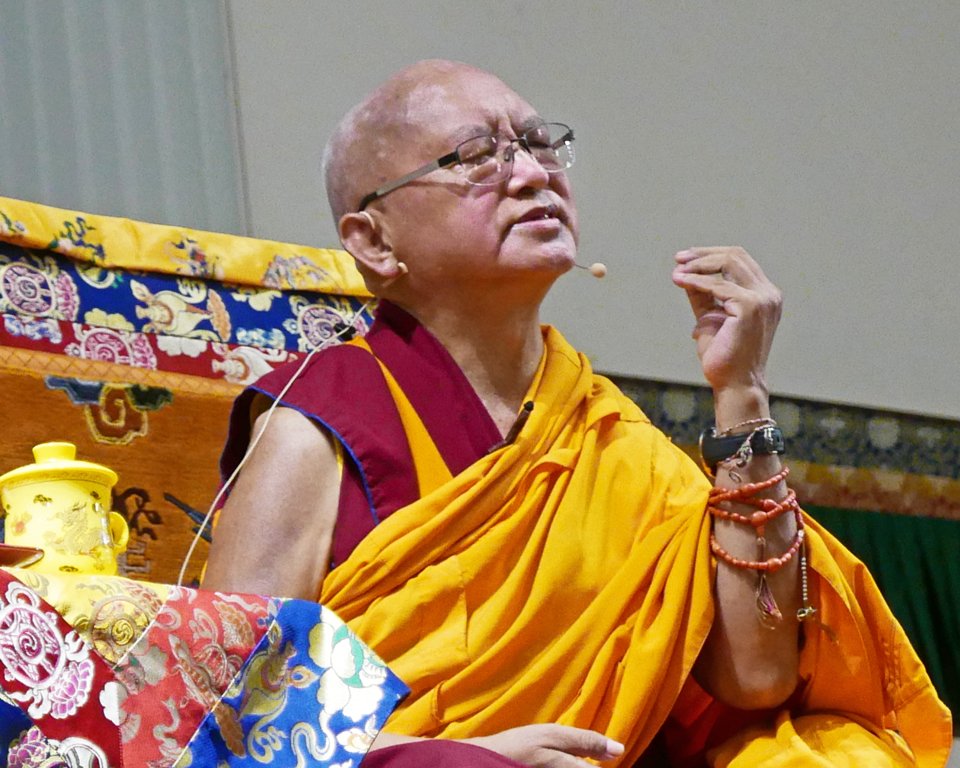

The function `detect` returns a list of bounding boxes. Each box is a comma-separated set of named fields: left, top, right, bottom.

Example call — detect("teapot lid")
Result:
left=0, top=442, right=118, bottom=489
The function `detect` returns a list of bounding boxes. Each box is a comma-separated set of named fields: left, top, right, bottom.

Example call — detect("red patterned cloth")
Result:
left=0, top=567, right=408, bottom=766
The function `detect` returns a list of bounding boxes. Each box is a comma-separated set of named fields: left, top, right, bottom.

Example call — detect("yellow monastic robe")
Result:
left=320, top=327, right=951, bottom=767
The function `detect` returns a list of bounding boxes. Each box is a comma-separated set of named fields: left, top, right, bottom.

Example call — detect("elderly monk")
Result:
left=203, top=60, right=951, bottom=767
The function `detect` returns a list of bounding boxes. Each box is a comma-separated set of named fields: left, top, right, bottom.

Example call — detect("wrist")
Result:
left=712, top=383, right=770, bottom=432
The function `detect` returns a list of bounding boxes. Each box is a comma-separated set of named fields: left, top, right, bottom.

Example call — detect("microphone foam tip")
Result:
left=589, top=262, right=608, bottom=278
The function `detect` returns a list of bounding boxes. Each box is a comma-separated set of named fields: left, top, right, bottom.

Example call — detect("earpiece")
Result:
left=575, top=261, right=608, bottom=278
left=381, top=261, right=408, bottom=288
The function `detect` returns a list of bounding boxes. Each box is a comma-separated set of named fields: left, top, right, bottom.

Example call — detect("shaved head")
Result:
left=322, top=59, right=504, bottom=222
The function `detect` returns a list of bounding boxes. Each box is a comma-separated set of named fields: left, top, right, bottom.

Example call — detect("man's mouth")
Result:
left=515, top=205, right=564, bottom=226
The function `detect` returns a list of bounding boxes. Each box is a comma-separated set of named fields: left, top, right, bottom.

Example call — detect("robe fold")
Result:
left=225, top=308, right=951, bottom=766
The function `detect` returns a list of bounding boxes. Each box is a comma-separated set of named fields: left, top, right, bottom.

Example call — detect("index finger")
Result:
left=543, top=725, right=624, bottom=760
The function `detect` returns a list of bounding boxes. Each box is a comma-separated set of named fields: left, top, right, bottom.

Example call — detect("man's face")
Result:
left=374, top=68, right=580, bottom=291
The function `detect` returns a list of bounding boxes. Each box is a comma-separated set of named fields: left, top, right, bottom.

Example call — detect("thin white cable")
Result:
left=176, top=300, right=373, bottom=588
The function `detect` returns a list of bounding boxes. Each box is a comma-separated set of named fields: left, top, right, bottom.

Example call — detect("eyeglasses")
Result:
left=356, top=122, right=575, bottom=212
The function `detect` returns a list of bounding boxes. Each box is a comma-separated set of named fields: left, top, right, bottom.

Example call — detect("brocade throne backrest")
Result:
left=0, top=196, right=372, bottom=585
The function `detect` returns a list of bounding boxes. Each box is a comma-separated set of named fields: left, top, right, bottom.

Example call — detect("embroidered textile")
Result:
left=0, top=567, right=407, bottom=766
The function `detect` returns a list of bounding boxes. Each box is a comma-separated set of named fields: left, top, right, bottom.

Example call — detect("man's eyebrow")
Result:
left=446, top=116, right=546, bottom=146
left=449, top=124, right=493, bottom=144
left=518, top=116, right=546, bottom=133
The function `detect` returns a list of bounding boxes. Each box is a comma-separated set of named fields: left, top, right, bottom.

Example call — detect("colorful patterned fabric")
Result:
left=0, top=239, right=372, bottom=380
left=0, top=567, right=408, bottom=767
left=612, top=376, right=960, bottom=521
left=0, top=197, right=374, bottom=587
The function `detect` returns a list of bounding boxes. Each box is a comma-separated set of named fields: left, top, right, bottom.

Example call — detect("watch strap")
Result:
left=699, top=425, right=785, bottom=476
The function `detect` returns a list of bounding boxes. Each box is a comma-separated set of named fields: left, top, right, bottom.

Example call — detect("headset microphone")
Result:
left=575, top=261, right=608, bottom=278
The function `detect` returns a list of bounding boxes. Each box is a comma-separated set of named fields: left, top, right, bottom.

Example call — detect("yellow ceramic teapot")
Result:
left=0, top=442, right=129, bottom=575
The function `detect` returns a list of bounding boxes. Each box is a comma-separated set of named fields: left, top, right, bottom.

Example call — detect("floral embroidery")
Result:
left=0, top=583, right=95, bottom=721
left=0, top=240, right=373, bottom=387
left=312, top=620, right=387, bottom=726
left=65, top=325, right=157, bottom=369
left=6, top=726, right=56, bottom=767
left=284, top=296, right=369, bottom=352
left=0, top=253, right=79, bottom=320
left=0, top=573, right=407, bottom=765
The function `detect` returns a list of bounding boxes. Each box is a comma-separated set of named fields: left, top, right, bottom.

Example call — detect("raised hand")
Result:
left=671, top=247, right=782, bottom=412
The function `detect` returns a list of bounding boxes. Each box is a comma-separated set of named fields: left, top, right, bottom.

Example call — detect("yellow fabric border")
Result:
left=0, top=196, right=371, bottom=296
left=789, top=459, right=960, bottom=520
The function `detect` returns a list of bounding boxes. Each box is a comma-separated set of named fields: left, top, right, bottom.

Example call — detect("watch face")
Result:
left=754, top=426, right=786, bottom=454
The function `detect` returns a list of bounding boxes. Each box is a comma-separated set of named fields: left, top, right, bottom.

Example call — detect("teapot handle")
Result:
left=109, top=512, right=129, bottom=553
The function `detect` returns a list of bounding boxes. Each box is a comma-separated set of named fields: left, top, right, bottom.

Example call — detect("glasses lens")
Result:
left=526, top=123, right=575, bottom=172
left=459, top=123, right=575, bottom=186
left=458, top=135, right=508, bottom=185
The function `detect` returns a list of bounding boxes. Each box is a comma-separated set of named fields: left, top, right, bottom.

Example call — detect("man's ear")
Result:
left=339, top=211, right=400, bottom=278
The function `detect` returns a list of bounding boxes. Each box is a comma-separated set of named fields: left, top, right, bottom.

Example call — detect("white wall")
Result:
left=0, top=0, right=245, bottom=235
left=230, top=1, right=959, bottom=419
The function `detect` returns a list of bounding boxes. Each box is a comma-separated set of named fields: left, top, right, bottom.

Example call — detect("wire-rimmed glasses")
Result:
left=357, top=122, right=575, bottom=212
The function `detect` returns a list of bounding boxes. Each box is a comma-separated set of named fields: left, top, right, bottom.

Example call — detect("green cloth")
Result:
left=809, top=506, right=960, bottom=727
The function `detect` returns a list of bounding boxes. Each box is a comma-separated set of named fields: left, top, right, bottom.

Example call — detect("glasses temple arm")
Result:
left=357, top=149, right=461, bottom=211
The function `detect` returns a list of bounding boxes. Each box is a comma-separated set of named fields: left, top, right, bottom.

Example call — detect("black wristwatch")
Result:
left=698, top=425, right=785, bottom=476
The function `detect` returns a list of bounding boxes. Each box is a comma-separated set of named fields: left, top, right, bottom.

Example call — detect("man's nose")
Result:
left=506, top=144, right=550, bottom=192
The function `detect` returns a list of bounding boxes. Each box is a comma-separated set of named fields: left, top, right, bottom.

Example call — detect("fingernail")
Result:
left=605, top=739, right=625, bottom=756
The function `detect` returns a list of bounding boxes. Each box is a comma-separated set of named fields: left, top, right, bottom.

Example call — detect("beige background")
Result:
left=227, top=0, right=959, bottom=419
left=1, top=1, right=955, bottom=420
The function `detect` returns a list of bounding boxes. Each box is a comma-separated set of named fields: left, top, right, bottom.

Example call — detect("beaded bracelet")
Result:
left=709, top=510, right=805, bottom=573
left=709, top=466, right=790, bottom=503
left=707, top=465, right=818, bottom=625
left=709, top=489, right=798, bottom=529
left=708, top=468, right=795, bottom=531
